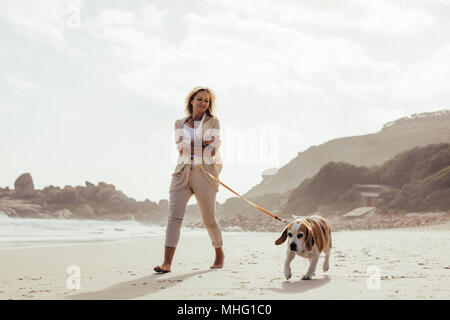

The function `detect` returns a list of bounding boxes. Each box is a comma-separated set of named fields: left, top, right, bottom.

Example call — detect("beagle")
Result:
left=275, top=215, right=332, bottom=280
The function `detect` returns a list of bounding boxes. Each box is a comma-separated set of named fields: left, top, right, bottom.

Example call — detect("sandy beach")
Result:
left=1, top=222, right=449, bottom=300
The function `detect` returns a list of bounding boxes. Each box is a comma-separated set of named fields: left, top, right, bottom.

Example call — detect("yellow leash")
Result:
left=192, top=157, right=287, bottom=223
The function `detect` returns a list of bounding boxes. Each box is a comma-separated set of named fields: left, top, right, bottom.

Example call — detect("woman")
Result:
left=154, top=86, right=224, bottom=273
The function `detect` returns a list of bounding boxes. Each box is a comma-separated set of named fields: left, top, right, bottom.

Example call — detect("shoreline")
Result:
left=3, top=216, right=448, bottom=251
left=0, top=230, right=249, bottom=251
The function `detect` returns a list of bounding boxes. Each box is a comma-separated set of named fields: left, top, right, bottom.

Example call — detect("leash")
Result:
left=192, top=157, right=287, bottom=223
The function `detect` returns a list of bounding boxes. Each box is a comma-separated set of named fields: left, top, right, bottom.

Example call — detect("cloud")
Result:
left=140, top=4, right=169, bottom=29
left=87, top=5, right=169, bottom=63
left=95, top=5, right=168, bottom=29
left=211, top=0, right=434, bottom=36
left=356, top=1, right=434, bottom=35
left=80, top=1, right=444, bottom=116
left=97, top=9, right=137, bottom=27
left=1, top=72, right=44, bottom=95
left=115, top=10, right=398, bottom=110
left=392, top=44, right=450, bottom=103
left=65, top=2, right=447, bottom=119
left=279, top=0, right=434, bottom=36
left=0, top=0, right=85, bottom=48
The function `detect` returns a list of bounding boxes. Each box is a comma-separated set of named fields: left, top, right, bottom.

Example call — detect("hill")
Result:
left=244, top=110, right=450, bottom=198
left=282, top=143, right=450, bottom=216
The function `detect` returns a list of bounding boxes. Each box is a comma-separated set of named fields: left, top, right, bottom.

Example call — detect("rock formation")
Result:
left=14, top=173, right=35, bottom=198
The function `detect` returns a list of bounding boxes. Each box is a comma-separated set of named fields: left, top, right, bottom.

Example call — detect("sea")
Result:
left=0, top=211, right=240, bottom=250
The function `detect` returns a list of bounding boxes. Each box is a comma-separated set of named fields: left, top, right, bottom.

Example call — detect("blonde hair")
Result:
left=185, top=86, right=216, bottom=117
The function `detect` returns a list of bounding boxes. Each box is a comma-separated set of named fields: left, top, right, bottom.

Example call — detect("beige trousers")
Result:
left=165, top=165, right=223, bottom=248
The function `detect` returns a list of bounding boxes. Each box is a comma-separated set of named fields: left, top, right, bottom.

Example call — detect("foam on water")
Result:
left=0, top=211, right=207, bottom=249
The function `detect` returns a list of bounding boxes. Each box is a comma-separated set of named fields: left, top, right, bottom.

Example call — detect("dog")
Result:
left=275, top=215, right=332, bottom=280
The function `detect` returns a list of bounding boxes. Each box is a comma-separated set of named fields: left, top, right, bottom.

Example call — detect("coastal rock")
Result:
left=98, top=182, right=115, bottom=191
left=158, top=199, right=168, bottom=213
left=59, top=186, right=80, bottom=204
left=108, top=193, right=138, bottom=213
left=96, top=207, right=110, bottom=216
left=73, top=204, right=96, bottom=218
left=0, top=186, right=12, bottom=197
left=83, top=181, right=99, bottom=200
left=96, top=183, right=116, bottom=203
left=0, top=199, right=43, bottom=218
left=140, top=199, right=159, bottom=212
left=14, top=173, right=35, bottom=198
left=54, top=209, right=73, bottom=219
left=0, top=206, right=18, bottom=217
left=42, top=185, right=61, bottom=203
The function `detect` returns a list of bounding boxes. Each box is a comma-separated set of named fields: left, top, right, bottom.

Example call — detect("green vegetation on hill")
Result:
left=282, top=162, right=372, bottom=215
left=377, top=165, right=450, bottom=213
left=282, top=143, right=450, bottom=216
left=369, top=143, right=450, bottom=187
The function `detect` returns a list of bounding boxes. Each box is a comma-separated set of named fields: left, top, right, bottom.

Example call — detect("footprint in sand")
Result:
left=336, top=253, right=347, bottom=262
left=166, top=279, right=183, bottom=283
left=269, top=277, right=283, bottom=282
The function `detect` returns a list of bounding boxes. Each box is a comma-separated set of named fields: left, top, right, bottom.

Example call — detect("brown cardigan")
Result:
left=169, top=113, right=223, bottom=192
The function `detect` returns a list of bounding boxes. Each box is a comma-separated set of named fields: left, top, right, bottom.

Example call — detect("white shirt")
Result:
left=183, top=124, right=203, bottom=166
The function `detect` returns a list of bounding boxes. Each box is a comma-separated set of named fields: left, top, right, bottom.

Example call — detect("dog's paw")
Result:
left=284, top=269, right=292, bottom=280
left=302, top=275, right=312, bottom=280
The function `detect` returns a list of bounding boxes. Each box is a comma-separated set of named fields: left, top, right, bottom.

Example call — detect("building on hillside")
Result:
left=352, top=184, right=395, bottom=207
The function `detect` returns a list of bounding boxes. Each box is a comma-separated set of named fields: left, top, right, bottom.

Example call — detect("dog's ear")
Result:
left=303, top=220, right=315, bottom=251
left=305, top=229, right=315, bottom=251
left=275, top=225, right=289, bottom=245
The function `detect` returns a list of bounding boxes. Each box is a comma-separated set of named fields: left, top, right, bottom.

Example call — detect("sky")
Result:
left=1, top=0, right=449, bottom=205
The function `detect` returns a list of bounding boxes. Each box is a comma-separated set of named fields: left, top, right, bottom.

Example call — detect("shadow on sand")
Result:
left=269, top=275, right=331, bottom=294
left=67, top=269, right=213, bottom=300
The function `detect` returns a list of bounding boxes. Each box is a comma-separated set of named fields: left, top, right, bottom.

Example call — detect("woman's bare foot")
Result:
left=211, top=247, right=225, bottom=269
left=154, top=265, right=171, bottom=273
left=154, top=246, right=176, bottom=273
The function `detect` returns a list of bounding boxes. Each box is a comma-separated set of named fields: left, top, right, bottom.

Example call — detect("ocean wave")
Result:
left=0, top=214, right=206, bottom=249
